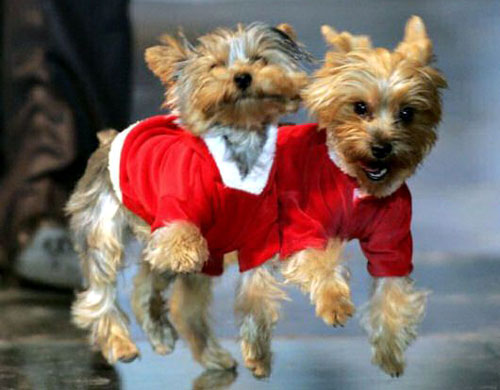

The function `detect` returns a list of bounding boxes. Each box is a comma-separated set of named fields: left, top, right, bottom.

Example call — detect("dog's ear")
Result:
left=422, top=66, right=448, bottom=90
left=145, top=34, right=192, bottom=85
left=321, top=25, right=372, bottom=53
left=395, top=16, right=433, bottom=64
left=275, top=23, right=297, bottom=41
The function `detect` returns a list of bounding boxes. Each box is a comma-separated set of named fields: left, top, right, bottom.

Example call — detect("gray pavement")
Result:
left=0, top=1, right=499, bottom=389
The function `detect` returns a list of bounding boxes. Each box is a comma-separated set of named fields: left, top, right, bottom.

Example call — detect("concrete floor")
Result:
left=1, top=0, right=500, bottom=389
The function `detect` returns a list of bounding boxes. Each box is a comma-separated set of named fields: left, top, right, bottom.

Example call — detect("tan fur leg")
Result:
left=235, top=264, right=288, bottom=378
left=360, top=276, right=428, bottom=377
left=66, top=140, right=138, bottom=364
left=170, top=273, right=236, bottom=370
left=70, top=226, right=139, bottom=364
left=69, top=193, right=139, bottom=364
left=143, top=222, right=209, bottom=273
left=282, top=239, right=355, bottom=326
left=131, top=262, right=178, bottom=355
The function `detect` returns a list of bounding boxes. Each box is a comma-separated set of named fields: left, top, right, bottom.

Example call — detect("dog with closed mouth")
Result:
left=65, top=22, right=310, bottom=371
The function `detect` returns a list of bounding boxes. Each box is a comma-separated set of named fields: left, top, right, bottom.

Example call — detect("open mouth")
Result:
left=360, top=163, right=389, bottom=182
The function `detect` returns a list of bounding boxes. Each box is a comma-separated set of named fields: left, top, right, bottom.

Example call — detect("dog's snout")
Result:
left=234, top=73, right=252, bottom=90
left=371, top=143, right=393, bottom=159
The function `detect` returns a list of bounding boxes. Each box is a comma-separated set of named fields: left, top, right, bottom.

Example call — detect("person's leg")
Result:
left=0, top=0, right=131, bottom=285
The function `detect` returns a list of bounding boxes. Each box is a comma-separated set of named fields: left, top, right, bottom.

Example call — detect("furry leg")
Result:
left=360, top=276, right=428, bottom=377
left=170, top=273, right=236, bottom=370
left=131, top=262, right=178, bottom=355
left=68, top=191, right=138, bottom=364
left=143, top=222, right=209, bottom=273
left=281, top=239, right=355, bottom=326
left=235, top=264, right=288, bottom=378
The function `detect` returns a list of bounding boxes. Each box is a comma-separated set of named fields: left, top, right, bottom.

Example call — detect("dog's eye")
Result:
left=251, top=55, right=268, bottom=65
left=353, top=101, right=368, bottom=116
left=210, top=61, right=225, bottom=70
left=398, top=107, right=415, bottom=124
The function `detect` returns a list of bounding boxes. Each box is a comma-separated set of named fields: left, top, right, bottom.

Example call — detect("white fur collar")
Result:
left=108, top=121, right=140, bottom=203
left=202, top=124, right=278, bottom=195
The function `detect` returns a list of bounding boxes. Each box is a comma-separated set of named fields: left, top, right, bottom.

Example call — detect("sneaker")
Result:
left=14, top=225, right=82, bottom=289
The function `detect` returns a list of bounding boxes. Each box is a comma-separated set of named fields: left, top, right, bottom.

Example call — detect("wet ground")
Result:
left=1, top=0, right=500, bottom=389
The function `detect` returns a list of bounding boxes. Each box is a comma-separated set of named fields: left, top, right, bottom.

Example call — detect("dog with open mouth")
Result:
left=65, top=22, right=310, bottom=371
left=276, top=16, right=447, bottom=376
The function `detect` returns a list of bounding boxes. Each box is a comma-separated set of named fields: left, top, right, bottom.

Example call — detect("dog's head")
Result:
left=146, top=23, right=311, bottom=134
left=304, top=16, right=447, bottom=197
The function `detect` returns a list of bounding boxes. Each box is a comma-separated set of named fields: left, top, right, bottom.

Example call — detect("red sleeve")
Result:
left=359, top=185, right=413, bottom=277
left=277, top=124, right=329, bottom=259
left=150, top=143, right=216, bottom=233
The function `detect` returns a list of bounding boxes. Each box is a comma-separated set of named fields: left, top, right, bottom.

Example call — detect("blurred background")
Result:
left=0, top=0, right=499, bottom=389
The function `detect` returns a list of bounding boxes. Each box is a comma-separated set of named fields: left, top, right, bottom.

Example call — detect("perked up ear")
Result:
left=144, top=34, right=191, bottom=85
left=395, top=16, right=433, bottom=64
left=276, top=23, right=297, bottom=41
left=321, top=25, right=372, bottom=53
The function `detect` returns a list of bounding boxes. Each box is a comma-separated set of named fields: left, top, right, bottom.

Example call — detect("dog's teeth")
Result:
left=365, top=167, right=388, bottom=181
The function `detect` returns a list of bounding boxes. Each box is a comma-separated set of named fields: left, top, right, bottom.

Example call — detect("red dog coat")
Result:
left=108, top=115, right=280, bottom=276
left=277, top=123, right=413, bottom=277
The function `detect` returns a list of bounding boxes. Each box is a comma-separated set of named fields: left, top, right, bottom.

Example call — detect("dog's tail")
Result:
left=97, top=129, right=119, bottom=146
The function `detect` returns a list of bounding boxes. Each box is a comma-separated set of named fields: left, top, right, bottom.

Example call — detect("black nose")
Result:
left=234, top=73, right=252, bottom=90
left=371, top=143, right=393, bottom=159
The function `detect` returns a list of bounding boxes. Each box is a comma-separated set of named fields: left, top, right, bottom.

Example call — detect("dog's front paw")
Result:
left=316, top=295, right=355, bottom=327
left=314, top=278, right=355, bottom=326
left=372, top=347, right=405, bottom=377
left=145, top=222, right=209, bottom=273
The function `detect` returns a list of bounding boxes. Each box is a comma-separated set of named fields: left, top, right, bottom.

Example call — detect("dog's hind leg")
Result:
left=170, top=273, right=237, bottom=371
left=131, top=262, right=178, bottom=355
left=235, top=263, right=288, bottom=378
left=67, top=140, right=138, bottom=364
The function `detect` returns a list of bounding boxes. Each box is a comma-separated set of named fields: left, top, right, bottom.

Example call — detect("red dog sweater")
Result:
left=277, top=123, right=413, bottom=277
left=108, top=115, right=279, bottom=276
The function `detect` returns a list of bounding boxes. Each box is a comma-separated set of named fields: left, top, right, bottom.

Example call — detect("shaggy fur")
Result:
left=210, top=124, right=268, bottom=177
left=304, top=17, right=446, bottom=198
left=281, top=239, right=354, bottom=327
left=234, top=262, right=288, bottom=378
left=143, top=222, right=209, bottom=274
left=66, top=22, right=309, bottom=369
left=146, top=23, right=310, bottom=135
left=285, top=16, right=446, bottom=376
left=131, top=263, right=178, bottom=355
left=360, top=277, right=428, bottom=377
left=170, top=273, right=237, bottom=370
left=67, top=133, right=139, bottom=363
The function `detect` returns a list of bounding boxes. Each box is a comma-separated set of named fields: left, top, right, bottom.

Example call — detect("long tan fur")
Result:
left=282, top=239, right=354, bottom=326
left=296, top=16, right=446, bottom=376
left=235, top=263, right=288, bottom=378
